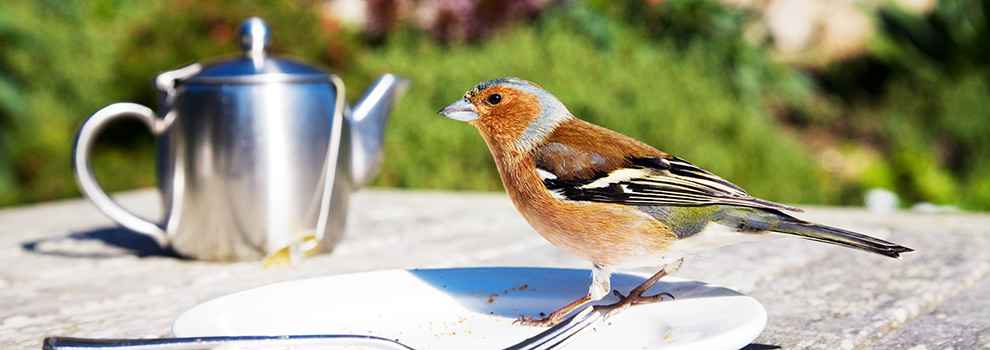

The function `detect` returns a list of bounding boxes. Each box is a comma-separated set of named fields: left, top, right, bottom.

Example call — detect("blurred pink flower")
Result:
left=327, top=0, right=553, bottom=42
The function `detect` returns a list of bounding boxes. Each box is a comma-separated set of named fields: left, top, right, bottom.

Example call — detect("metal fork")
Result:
left=503, top=303, right=608, bottom=350
left=43, top=304, right=609, bottom=350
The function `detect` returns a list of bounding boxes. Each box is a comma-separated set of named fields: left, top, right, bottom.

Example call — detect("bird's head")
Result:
left=439, top=77, right=572, bottom=152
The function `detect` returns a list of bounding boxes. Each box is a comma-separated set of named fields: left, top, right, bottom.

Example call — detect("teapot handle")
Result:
left=73, top=103, right=173, bottom=248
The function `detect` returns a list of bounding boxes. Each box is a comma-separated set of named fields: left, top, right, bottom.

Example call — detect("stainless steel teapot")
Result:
left=73, top=17, right=406, bottom=261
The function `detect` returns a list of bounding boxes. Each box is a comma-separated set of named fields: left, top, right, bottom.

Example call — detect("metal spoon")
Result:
left=43, top=303, right=611, bottom=350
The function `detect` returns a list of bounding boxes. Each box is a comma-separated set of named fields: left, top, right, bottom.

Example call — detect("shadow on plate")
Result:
left=21, top=226, right=181, bottom=259
left=410, top=267, right=742, bottom=319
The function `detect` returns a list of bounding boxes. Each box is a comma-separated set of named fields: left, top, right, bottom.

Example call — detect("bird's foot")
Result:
left=595, top=289, right=674, bottom=318
left=593, top=264, right=677, bottom=318
left=514, top=293, right=594, bottom=327
left=513, top=313, right=564, bottom=327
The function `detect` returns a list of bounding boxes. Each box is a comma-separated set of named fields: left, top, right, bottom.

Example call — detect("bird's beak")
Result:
left=438, top=98, right=478, bottom=122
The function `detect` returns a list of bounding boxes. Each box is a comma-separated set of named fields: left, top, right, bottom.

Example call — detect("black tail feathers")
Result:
left=773, top=218, right=914, bottom=258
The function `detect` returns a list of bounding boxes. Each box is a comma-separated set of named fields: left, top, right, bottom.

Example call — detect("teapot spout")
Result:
left=348, top=74, right=408, bottom=187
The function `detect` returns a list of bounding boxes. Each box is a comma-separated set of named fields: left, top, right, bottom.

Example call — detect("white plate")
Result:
left=173, top=267, right=766, bottom=349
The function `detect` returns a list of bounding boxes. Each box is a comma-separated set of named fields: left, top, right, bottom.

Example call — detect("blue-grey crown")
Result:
left=465, top=77, right=541, bottom=99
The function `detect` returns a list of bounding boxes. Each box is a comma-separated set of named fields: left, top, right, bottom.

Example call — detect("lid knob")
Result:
left=239, top=17, right=269, bottom=67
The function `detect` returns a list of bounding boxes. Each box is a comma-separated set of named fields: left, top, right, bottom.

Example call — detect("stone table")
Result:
left=1, top=189, right=988, bottom=349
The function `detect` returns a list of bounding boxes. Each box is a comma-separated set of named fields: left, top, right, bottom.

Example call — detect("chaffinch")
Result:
left=439, top=77, right=913, bottom=326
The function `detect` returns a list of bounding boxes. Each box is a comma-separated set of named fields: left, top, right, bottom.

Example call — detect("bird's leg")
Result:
left=514, top=264, right=613, bottom=327
left=594, top=259, right=682, bottom=317
left=514, top=293, right=594, bottom=327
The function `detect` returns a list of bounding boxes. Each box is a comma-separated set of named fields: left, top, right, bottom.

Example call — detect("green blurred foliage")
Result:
left=0, top=0, right=987, bottom=210
left=805, top=0, right=990, bottom=209
left=0, top=1, right=156, bottom=204
left=353, top=5, right=829, bottom=203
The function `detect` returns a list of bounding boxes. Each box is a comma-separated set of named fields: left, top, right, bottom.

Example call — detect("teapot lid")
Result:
left=182, top=17, right=329, bottom=84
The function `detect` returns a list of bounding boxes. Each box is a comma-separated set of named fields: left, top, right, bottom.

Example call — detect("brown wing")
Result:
left=533, top=119, right=801, bottom=212
left=533, top=118, right=666, bottom=181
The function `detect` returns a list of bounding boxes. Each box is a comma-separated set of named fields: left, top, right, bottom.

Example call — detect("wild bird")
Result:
left=439, top=77, right=913, bottom=327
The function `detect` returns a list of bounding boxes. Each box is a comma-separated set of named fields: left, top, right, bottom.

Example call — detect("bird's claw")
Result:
left=633, top=291, right=674, bottom=305
left=513, top=314, right=560, bottom=327
left=596, top=288, right=674, bottom=317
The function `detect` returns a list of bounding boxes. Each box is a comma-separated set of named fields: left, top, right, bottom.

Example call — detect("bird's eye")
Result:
left=486, top=93, right=502, bottom=105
